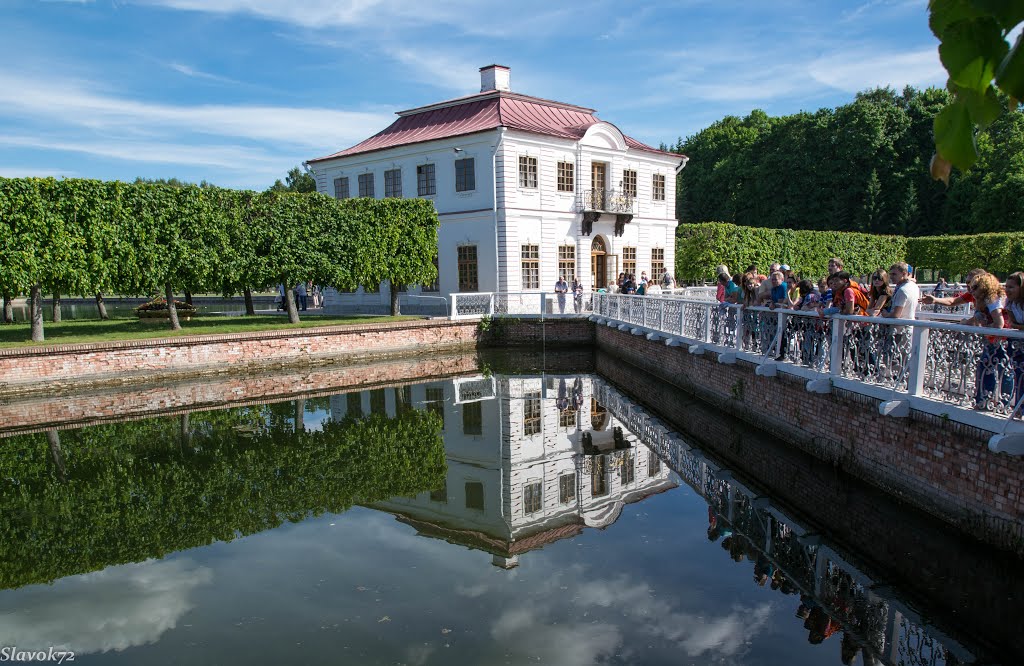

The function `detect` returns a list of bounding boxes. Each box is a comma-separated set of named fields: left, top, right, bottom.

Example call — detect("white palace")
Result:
left=307, top=65, right=687, bottom=314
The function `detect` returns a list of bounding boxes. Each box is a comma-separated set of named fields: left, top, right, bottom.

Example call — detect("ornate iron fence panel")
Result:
left=923, top=331, right=1021, bottom=414
left=644, top=299, right=662, bottom=330
left=742, top=309, right=779, bottom=356
left=682, top=302, right=708, bottom=340
left=779, top=314, right=832, bottom=372
left=709, top=304, right=738, bottom=347
left=453, top=293, right=492, bottom=318
left=662, top=299, right=684, bottom=337
left=838, top=321, right=912, bottom=391
left=628, top=297, right=645, bottom=326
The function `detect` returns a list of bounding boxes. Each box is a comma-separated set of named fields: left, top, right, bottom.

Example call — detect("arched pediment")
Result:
left=580, top=122, right=627, bottom=151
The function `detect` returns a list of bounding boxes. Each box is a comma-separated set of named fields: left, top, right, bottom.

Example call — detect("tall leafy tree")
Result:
left=268, top=165, right=316, bottom=194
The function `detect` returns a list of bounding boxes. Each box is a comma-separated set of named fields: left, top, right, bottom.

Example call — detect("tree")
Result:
left=336, top=198, right=439, bottom=316
left=928, top=1, right=1024, bottom=180
left=268, top=165, right=316, bottom=194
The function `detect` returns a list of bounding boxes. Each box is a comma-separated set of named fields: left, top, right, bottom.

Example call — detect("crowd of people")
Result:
left=594, top=256, right=1023, bottom=414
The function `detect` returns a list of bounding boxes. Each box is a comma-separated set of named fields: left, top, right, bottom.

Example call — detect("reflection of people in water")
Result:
left=556, top=378, right=569, bottom=412
left=572, top=377, right=584, bottom=411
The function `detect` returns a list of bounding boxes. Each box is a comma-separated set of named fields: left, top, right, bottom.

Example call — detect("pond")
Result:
left=0, top=350, right=1018, bottom=665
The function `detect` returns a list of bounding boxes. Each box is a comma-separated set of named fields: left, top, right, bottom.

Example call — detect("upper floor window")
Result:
left=417, top=164, right=436, bottom=196
left=457, top=245, right=478, bottom=292
left=455, top=158, right=475, bottom=192
left=358, top=173, right=374, bottom=198
left=333, top=176, right=349, bottom=200
left=521, top=244, right=539, bottom=290
left=622, top=169, right=637, bottom=198
left=557, top=162, right=574, bottom=192
left=518, top=156, right=537, bottom=188
left=384, top=168, right=402, bottom=198
left=652, top=173, right=666, bottom=201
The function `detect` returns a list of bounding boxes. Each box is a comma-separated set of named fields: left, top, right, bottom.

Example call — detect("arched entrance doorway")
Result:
left=591, top=236, right=608, bottom=290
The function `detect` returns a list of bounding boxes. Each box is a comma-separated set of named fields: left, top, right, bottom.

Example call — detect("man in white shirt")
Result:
left=882, top=262, right=919, bottom=320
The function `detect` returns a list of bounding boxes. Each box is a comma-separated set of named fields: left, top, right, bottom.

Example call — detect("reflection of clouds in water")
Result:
left=491, top=607, right=622, bottom=666
left=489, top=572, right=772, bottom=663
left=0, top=559, right=212, bottom=655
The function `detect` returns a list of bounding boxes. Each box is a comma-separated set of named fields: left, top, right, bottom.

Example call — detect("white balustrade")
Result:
left=593, top=293, right=1024, bottom=430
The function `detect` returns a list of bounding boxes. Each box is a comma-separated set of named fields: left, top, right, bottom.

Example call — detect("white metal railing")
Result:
left=450, top=291, right=594, bottom=320
left=592, top=293, right=1024, bottom=431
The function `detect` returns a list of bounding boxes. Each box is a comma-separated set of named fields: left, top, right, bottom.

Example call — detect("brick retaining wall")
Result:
left=0, top=318, right=592, bottom=397
left=595, top=325, right=1024, bottom=552
left=595, top=349, right=1024, bottom=655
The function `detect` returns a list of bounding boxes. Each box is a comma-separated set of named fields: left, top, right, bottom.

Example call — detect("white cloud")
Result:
left=0, top=167, right=77, bottom=178
left=0, top=558, right=212, bottom=655
left=0, top=70, right=392, bottom=150
left=0, top=134, right=283, bottom=172
left=169, top=62, right=239, bottom=84
left=808, top=47, right=946, bottom=92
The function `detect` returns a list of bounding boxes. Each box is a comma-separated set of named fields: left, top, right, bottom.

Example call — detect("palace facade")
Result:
left=308, top=65, right=686, bottom=314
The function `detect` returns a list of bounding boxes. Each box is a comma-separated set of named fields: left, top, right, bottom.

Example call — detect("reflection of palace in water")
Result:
left=330, top=375, right=676, bottom=568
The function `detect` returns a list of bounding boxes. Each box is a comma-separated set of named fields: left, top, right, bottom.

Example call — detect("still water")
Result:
left=0, top=352, right=1018, bottom=665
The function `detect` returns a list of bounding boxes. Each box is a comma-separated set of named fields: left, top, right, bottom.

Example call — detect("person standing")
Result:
left=881, top=263, right=919, bottom=320
left=572, top=277, right=585, bottom=313
left=293, top=281, right=308, bottom=311
left=555, top=276, right=569, bottom=314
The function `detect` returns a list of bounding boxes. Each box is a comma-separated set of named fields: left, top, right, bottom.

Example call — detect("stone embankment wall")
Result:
left=595, top=325, right=1024, bottom=553
left=0, top=318, right=593, bottom=397
left=596, top=350, right=1024, bottom=654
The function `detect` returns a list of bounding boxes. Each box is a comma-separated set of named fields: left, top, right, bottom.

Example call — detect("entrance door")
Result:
left=591, top=236, right=607, bottom=290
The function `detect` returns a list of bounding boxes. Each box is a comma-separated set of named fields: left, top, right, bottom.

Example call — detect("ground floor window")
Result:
left=524, top=481, right=542, bottom=514
left=558, top=245, right=576, bottom=283
left=620, top=452, right=635, bottom=485
left=648, top=449, right=661, bottom=477
left=521, top=244, right=539, bottom=289
left=523, top=390, right=541, bottom=436
left=623, top=246, right=637, bottom=276
left=458, top=245, right=478, bottom=292
left=651, top=248, right=665, bottom=279
left=559, top=473, right=576, bottom=503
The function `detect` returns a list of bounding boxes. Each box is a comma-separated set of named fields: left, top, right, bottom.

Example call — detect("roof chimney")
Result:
left=480, top=64, right=510, bottom=93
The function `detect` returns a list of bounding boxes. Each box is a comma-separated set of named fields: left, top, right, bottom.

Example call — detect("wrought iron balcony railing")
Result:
left=580, top=188, right=633, bottom=214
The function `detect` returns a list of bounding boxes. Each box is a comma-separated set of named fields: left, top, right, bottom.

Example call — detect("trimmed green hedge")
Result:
left=907, top=233, right=1024, bottom=275
left=675, top=222, right=907, bottom=281
left=677, top=223, right=1024, bottom=281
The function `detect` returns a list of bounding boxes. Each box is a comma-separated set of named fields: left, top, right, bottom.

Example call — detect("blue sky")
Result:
left=1, top=0, right=951, bottom=190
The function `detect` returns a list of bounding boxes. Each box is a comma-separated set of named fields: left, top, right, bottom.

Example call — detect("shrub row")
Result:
left=677, top=222, right=1024, bottom=281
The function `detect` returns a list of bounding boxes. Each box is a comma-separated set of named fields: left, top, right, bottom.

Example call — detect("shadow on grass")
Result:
left=0, top=314, right=419, bottom=347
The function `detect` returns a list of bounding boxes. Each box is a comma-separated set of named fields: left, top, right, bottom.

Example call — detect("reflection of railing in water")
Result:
left=593, top=378, right=976, bottom=666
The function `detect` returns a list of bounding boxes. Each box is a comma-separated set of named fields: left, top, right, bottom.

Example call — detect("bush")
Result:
left=676, top=222, right=907, bottom=281
left=907, top=232, right=1024, bottom=275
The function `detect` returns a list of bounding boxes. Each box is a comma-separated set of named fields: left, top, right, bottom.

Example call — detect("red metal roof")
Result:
left=309, top=91, right=678, bottom=162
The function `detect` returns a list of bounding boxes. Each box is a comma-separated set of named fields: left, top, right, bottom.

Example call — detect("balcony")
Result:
left=579, top=188, right=634, bottom=237
left=580, top=188, right=633, bottom=214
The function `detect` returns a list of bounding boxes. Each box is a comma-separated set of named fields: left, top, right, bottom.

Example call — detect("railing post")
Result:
left=829, top=316, right=843, bottom=380
left=734, top=306, right=744, bottom=352
left=488, top=293, right=494, bottom=316
left=642, top=296, right=647, bottom=328
left=703, top=303, right=712, bottom=343
left=906, top=325, right=929, bottom=397
left=679, top=300, right=685, bottom=336
left=659, top=299, right=665, bottom=332
left=775, top=311, right=785, bottom=357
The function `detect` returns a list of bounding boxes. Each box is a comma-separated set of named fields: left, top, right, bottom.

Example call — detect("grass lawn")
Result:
left=0, top=314, right=423, bottom=349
